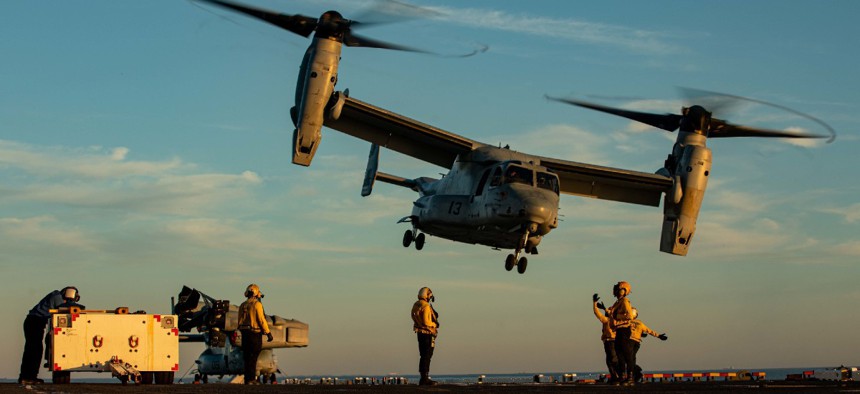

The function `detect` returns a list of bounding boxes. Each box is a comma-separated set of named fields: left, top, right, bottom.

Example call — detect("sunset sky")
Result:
left=1, top=0, right=858, bottom=379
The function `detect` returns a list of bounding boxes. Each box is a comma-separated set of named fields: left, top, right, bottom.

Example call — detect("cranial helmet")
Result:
left=417, top=287, right=434, bottom=302
left=631, top=307, right=639, bottom=320
left=616, top=281, right=632, bottom=295
left=62, top=286, right=80, bottom=302
left=245, top=284, right=263, bottom=298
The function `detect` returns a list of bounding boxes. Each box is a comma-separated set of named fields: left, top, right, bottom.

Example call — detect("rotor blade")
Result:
left=546, top=96, right=682, bottom=132
left=677, top=87, right=748, bottom=117
left=681, top=87, right=836, bottom=143
left=350, top=0, right=443, bottom=27
left=710, top=120, right=832, bottom=140
left=343, top=32, right=428, bottom=53
left=196, top=0, right=317, bottom=37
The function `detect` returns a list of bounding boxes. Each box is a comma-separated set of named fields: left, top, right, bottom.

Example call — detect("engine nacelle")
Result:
left=660, top=144, right=712, bottom=255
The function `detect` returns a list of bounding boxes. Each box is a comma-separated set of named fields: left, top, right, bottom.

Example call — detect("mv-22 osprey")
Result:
left=196, top=0, right=833, bottom=274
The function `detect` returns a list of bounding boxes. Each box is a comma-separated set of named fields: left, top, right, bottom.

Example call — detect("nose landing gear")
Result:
left=504, top=230, right=531, bottom=274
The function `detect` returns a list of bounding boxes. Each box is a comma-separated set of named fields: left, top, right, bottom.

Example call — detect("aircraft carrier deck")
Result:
left=4, top=381, right=859, bottom=393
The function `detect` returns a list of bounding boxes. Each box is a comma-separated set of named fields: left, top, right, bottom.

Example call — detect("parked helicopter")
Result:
left=172, top=286, right=309, bottom=383
left=195, top=0, right=430, bottom=166
left=194, top=1, right=833, bottom=274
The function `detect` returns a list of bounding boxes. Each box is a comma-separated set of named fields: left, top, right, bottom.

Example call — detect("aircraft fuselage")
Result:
left=411, top=147, right=560, bottom=251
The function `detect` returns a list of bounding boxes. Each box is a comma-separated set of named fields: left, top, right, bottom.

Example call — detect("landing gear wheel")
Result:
left=517, top=257, right=528, bottom=274
left=402, top=230, right=413, bottom=248
left=415, top=233, right=426, bottom=250
left=52, top=371, right=71, bottom=384
left=505, top=254, right=516, bottom=271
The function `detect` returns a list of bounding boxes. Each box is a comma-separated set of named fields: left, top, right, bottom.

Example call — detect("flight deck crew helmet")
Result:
left=616, top=281, right=631, bottom=296
left=245, top=284, right=263, bottom=299
left=417, top=287, right=434, bottom=302
left=61, top=286, right=80, bottom=302
left=631, top=308, right=638, bottom=320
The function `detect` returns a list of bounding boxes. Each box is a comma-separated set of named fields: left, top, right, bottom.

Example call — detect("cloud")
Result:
left=834, top=240, right=860, bottom=256
left=425, top=5, right=682, bottom=54
left=0, top=139, right=263, bottom=215
left=709, top=190, right=768, bottom=213
left=491, top=124, right=613, bottom=166
left=819, top=203, right=860, bottom=223
left=163, top=218, right=363, bottom=256
left=0, top=216, right=99, bottom=251
left=0, top=140, right=183, bottom=179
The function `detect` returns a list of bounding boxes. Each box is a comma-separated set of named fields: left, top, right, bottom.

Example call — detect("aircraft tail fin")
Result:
left=362, top=143, right=428, bottom=196
left=361, top=144, right=381, bottom=196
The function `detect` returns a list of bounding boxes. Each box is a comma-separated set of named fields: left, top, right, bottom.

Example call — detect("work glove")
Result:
left=597, top=302, right=605, bottom=310
left=658, top=334, right=668, bottom=341
left=266, top=332, right=274, bottom=342
left=593, top=293, right=599, bottom=302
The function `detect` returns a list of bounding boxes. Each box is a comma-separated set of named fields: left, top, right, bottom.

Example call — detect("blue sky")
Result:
left=1, top=0, right=858, bottom=379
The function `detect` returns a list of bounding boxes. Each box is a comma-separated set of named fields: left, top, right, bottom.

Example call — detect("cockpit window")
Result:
left=504, top=165, right=533, bottom=186
left=537, top=172, right=559, bottom=194
left=489, top=167, right=503, bottom=187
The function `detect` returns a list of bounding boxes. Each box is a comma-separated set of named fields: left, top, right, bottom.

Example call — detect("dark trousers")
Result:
left=241, top=329, right=263, bottom=384
left=603, top=340, right=619, bottom=380
left=614, top=327, right=636, bottom=381
left=417, top=333, right=435, bottom=376
left=19, top=315, right=48, bottom=381
left=633, top=341, right=642, bottom=382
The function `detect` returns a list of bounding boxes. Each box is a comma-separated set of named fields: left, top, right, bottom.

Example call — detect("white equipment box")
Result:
left=50, top=310, right=179, bottom=383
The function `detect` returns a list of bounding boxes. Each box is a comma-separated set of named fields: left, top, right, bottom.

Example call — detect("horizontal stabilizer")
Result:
left=377, top=172, right=418, bottom=191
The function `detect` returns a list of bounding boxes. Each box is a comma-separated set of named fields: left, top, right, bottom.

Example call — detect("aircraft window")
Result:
left=537, top=172, right=559, bottom=194
left=504, top=165, right=533, bottom=186
left=475, top=169, right=490, bottom=196
left=489, top=168, right=503, bottom=187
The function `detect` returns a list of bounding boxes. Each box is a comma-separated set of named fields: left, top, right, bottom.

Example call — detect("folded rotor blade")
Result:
left=197, top=0, right=317, bottom=37
left=546, top=96, right=682, bottom=132
left=710, top=120, right=832, bottom=140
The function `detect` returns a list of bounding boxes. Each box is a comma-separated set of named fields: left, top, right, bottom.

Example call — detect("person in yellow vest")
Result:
left=609, top=281, right=636, bottom=385
left=593, top=293, right=619, bottom=383
left=629, top=308, right=667, bottom=382
left=237, top=284, right=273, bottom=385
left=411, top=287, right=439, bottom=386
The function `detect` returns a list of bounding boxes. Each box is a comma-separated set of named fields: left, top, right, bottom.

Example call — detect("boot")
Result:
left=419, top=373, right=437, bottom=386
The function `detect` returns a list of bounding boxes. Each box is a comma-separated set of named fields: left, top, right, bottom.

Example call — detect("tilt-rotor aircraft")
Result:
left=196, top=0, right=832, bottom=274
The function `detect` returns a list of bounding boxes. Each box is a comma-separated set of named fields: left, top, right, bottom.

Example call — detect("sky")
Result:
left=1, top=0, right=859, bottom=380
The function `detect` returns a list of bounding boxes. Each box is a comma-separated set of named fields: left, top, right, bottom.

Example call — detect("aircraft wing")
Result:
left=537, top=157, right=672, bottom=207
left=324, top=96, right=484, bottom=168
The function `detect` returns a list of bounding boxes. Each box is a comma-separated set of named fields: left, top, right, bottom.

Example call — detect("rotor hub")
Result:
left=680, top=105, right=712, bottom=136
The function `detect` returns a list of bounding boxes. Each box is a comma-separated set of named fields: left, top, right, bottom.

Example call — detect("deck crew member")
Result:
left=593, top=293, right=619, bottom=383
left=412, top=287, right=439, bottom=386
left=238, top=284, right=273, bottom=385
left=629, top=308, right=667, bottom=382
left=610, top=281, right=636, bottom=385
left=19, top=287, right=84, bottom=385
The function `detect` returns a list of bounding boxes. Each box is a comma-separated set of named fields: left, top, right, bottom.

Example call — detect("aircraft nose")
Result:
left=518, top=200, right=553, bottom=224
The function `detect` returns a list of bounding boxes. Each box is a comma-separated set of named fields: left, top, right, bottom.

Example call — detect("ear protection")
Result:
left=62, top=286, right=80, bottom=302
left=244, top=284, right=264, bottom=299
